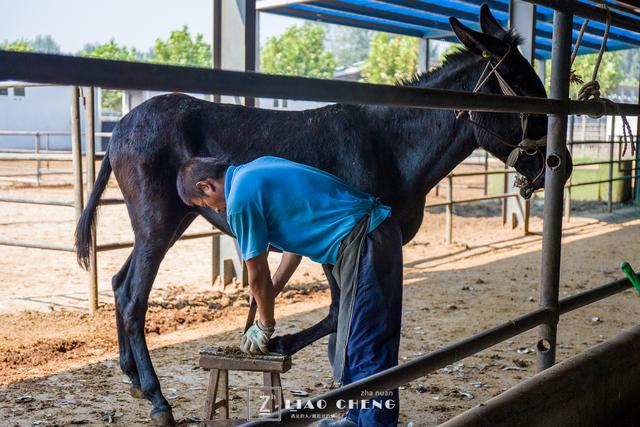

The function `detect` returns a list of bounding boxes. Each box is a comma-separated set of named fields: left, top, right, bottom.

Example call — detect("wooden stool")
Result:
left=199, top=347, right=292, bottom=421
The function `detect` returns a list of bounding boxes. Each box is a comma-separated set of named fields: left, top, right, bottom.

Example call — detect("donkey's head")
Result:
left=450, top=5, right=572, bottom=198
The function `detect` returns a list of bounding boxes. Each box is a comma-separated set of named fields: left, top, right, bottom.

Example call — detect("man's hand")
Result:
left=241, top=320, right=275, bottom=354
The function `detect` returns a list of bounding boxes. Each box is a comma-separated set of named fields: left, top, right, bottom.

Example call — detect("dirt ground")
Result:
left=1, top=164, right=640, bottom=426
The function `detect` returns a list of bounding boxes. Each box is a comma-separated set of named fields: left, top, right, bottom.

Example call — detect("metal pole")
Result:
left=34, top=133, right=40, bottom=186
left=565, top=115, right=575, bottom=222
left=635, top=68, right=640, bottom=202
left=212, top=233, right=220, bottom=286
left=212, top=0, right=221, bottom=103
left=44, top=134, right=50, bottom=169
left=502, top=164, right=508, bottom=225
left=85, top=87, right=98, bottom=313
left=244, top=0, right=257, bottom=107
left=445, top=174, right=453, bottom=243
left=71, top=86, right=84, bottom=223
left=484, top=151, right=489, bottom=196
left=537, top=9, right=572, bottom=372
left=608, top=116, right=615, bottom=212
left=419, top=38, right=430, bottom=73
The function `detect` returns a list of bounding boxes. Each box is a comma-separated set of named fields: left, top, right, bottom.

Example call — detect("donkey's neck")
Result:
left=365, top=54, right=483, bottom=197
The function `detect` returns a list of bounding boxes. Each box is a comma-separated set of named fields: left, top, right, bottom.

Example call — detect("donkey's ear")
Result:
left=450, top=16, right=509, bottom=58
left=480, top=4, right=510, bottom=40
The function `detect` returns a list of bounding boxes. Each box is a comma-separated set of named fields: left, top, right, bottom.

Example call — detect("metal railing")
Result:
left=426, top=137, right=638, bottom=243
left=1, top=0, right=639, bottom=422
left=0, top=88, right=235, bottom=312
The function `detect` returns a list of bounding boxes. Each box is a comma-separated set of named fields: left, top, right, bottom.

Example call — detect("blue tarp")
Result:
left=259, top=0, right=640, bottom=59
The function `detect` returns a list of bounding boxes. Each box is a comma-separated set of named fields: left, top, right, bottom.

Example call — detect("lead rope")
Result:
left=570, top=6, right=635, bottom=156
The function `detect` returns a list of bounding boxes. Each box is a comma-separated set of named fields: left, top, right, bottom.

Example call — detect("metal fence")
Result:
left=0, top=87, right=233, bottom=312
left=1, top=0, right=640, bottom=424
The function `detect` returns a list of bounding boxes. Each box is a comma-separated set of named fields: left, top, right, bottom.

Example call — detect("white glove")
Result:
left=241, top=320, right=275, bottom=355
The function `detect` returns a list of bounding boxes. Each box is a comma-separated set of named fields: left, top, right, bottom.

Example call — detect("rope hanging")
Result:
left=570, top=6, right=636, bottom=157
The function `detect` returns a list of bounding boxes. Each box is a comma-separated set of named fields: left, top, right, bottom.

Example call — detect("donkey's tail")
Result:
left=75, top=150, right=112, bottom=270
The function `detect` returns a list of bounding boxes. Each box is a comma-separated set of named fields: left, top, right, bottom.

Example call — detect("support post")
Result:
left=508, top=0, right=536, bottom=233
left=211, top=233, right=220, bottom=286
left=34, top=133, right=40, bottom=185
left=215, top=0, right=257, bottom=106
left=445, top=175, right=453, bottom=244
left=537, top=9, right=572, bottom=372
left=418, top=38, right=430, bottom=74
left=565, top=115, right=575, bottom=222
left=484, top=150, right=489, bottom=196
left=85, top=87, right=98, bottom=313
left=212, top=0, right=221, bottom=103
left=608, top=116, right=615, bottom=212
left=635, top=73, right=640, bottom=201
left=45, top=134, right=50, bottom=169
left=71, top=86, right=84, bottom=223
left=245, top=0, right=257, bottom=107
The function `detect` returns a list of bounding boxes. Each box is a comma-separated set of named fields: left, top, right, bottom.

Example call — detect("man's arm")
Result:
left=272, top=251, right=303, bottom=295
left=246, top=250, right=277, bottom=328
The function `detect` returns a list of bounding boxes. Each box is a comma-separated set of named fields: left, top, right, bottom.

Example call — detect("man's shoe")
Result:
left=317, top=416, right=357, bottom=427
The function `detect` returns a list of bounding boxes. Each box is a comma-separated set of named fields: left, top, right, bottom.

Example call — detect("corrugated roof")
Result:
left=258, top=0, right=640, bottom=59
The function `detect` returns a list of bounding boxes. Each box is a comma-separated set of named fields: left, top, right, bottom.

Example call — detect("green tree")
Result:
left=570, top=51, right=624, bottom=98
left=361, top=33, right=418, bottom=84
left=31, top=35, right=60, bottom=53
left=1, top=35, right=60, bottom=53
left=151, top=25, right=211, bottom=67
left=326, top=25, right=374, bottom=67
left=261, top=24, right=336, bottom=79
left=542, top=51, right=625, bottom=99
left=80, top=38, right=141, bottom=62
left=80, top=39, right=142, bottom=113
left=619, top=48, right=639, bottom=88
left=0, top=39, right=33, bottom=52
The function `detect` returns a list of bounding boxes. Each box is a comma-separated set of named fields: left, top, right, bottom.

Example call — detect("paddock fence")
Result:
left=0, top=87, right=238, bottom=313
left=1, top=98, right=637, bottom=299
left=1, top=0, right=640, bottom=423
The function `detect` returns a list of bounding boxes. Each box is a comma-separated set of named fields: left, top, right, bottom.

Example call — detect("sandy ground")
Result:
left=1, top=164, right=640, bottom=426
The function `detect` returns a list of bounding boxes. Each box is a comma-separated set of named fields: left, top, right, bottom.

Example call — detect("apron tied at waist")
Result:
left=329, top=214, right=370, bottom=383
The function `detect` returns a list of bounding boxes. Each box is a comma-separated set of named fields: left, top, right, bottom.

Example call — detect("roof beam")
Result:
left=375, top=0, right=480, bottom=22
left=267, top=6, right=425, bottom=37
left=311, top=1, right=453, bottom=32
left=256, top=0, right=314, bottom=10
left=523, top=0, right=640, bottom=34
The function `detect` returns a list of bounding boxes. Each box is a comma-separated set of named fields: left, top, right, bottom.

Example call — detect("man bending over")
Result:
left=177, top=156, right=402, bottom=427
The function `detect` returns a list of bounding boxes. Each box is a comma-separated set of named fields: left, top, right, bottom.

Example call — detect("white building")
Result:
left=0, top=82, right=90, bottom=151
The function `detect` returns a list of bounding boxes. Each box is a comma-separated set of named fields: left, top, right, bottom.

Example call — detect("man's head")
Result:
left=177, top=157, right=230, bottom=213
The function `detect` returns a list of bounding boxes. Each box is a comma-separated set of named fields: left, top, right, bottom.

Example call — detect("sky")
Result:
left=0, top=0, right=302, bottom=53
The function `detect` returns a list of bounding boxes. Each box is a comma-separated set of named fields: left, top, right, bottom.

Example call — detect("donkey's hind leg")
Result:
left=114, top=211, right=196, bottom=426
left=111, top=255, right=144, bottom=398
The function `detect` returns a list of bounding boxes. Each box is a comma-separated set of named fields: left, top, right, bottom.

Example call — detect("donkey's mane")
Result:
left=400, top=28, right=523, bottom=89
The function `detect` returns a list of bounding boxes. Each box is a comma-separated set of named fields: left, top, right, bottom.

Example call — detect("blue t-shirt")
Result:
left=225, top=156, right=391, bottom=264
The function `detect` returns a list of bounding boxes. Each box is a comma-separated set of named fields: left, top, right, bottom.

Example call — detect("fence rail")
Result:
left=244, top=273, right=638, bottom=425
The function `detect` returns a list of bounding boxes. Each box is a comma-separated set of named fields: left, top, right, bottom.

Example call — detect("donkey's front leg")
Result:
left=268, top=264, right=340, bottom=355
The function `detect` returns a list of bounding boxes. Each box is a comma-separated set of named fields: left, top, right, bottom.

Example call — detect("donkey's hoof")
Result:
left=129, top=385, right=144, bottom=399
left=150, top=409, right=176, bottom=427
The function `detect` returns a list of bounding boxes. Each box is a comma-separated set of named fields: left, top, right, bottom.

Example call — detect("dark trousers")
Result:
left=342, top=217, right=403, bottom=427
